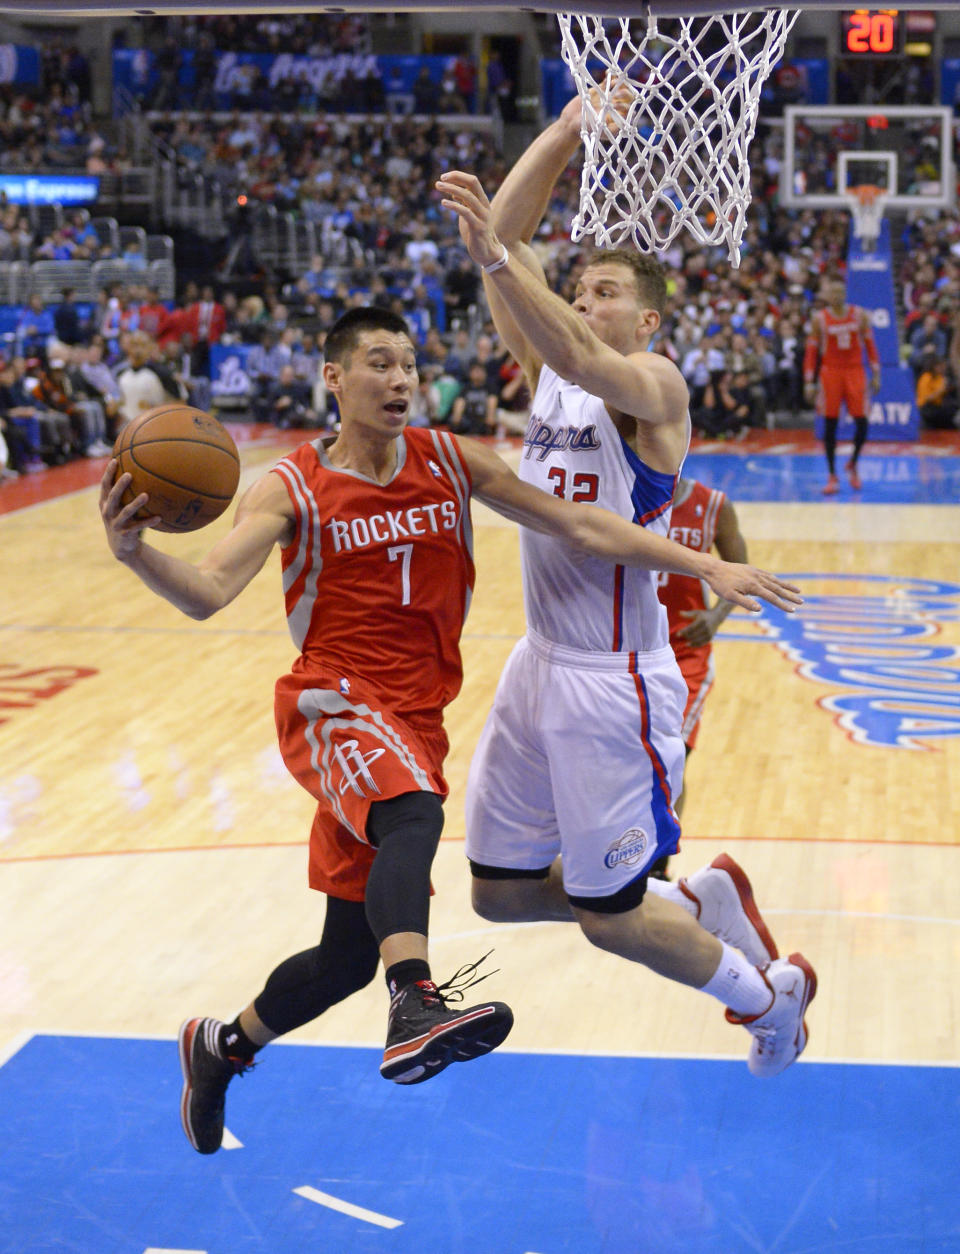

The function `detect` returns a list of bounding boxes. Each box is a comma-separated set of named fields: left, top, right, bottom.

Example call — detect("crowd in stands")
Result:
left=4, top=72, right=960, bottom=480
left=0, top=85, right=125, bottom=179
left=130, top=12, right=372, bottom=59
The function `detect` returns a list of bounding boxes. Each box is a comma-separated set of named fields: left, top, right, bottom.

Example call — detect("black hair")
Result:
left=323, top=307, right=412, bottom=366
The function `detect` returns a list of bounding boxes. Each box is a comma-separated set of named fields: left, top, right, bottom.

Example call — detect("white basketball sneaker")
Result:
left=727, top=953, right=818, bottom=1077
left=679, top=853, right=779, bottom=966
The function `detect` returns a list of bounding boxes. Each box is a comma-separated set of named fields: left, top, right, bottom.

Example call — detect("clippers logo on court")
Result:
left=742, top=575, right=960, bottom=750
left=603, top=828, right=649, bottom=870
left=333, top=739, right=386, bottom=797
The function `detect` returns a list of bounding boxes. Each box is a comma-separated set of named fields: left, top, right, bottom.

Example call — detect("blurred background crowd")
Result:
left=2, top=6, right=960, bottom=481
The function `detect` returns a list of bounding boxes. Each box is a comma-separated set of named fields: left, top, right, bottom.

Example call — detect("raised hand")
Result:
left=435, top=171, right=505, bottom=270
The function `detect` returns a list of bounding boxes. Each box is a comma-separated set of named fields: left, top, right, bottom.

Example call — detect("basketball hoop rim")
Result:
left=847, top=184, right=888, bottom=207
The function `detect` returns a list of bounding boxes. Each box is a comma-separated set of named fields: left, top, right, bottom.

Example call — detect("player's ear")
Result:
left=637, top=307, right=661, bottom=340
left=322, top=360, right=342, bottom=393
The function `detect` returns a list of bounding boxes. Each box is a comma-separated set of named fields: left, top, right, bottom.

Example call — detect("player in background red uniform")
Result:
left=100, top=307, right=801, bottom=1154
left=803, top=275, right=880, bottom=495
left=651, top=476, right=748, bottom=880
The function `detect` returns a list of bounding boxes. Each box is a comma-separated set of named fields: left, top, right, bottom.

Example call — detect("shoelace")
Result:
left=430, top=950, right=500, bottom=1008
left=224, top=1053, right=257, bottom=1077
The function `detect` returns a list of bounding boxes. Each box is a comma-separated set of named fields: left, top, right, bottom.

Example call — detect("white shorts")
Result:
left=465, top=629, right=686, bottom=900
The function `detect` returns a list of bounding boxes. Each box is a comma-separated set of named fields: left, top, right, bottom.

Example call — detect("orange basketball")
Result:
left=113, top=405, right=241, bottom=533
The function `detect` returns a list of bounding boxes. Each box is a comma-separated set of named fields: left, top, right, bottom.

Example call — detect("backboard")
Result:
left=782, top=104, right=955, bottom=211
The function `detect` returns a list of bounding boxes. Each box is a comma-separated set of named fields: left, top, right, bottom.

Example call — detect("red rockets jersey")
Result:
left=656, top=480, right=726, bottom=661
left=271, top=427, right=475, bottom=723
left=804, top=305, right=876, bottom=375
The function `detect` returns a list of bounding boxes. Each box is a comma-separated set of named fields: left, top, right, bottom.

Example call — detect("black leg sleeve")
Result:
left=252, top=896, right=380, bottom=1036
left=823, top=417, right=838, bottom=474
left=852, top=416, right=869, bottom=461
left=363, top=791, right=444, bottom=944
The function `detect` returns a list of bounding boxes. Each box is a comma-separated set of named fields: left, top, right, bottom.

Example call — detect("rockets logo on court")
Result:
left=604, top=828, right=649, bottom=869
left=740, top=575, right=960, bottom=750
left=333, top=739, right=386, bottom=797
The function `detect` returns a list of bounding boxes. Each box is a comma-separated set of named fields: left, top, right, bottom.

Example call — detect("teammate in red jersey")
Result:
left=651, top=476, right=748, bottom=879
left=100, top=306, right=801, bottom=1154
left=803, top=275, right=880, bottom=495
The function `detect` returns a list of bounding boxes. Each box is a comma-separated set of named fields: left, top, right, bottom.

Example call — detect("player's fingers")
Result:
left=436, top=171, right=489, bottom=205
left=766, top=575, right=803, bottom=605
left=437, top=185, right=487, bottom=221
left=729, top=590, right=762, bottom=613
left=115, top=492, right=150, bottom=526
left=99, top=458, right=120, bottom=503
left=104, top=470, right=132, bottom=514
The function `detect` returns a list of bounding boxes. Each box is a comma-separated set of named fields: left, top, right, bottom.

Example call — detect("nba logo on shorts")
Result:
left=603, top=828, right=649, bottom=870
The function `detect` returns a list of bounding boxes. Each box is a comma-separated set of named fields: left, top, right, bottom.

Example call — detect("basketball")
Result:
left=113, top=405, right=241, bottom=533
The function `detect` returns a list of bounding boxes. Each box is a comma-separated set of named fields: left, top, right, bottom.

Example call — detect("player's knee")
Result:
left=571, top=876, right=650, bottom=952
left=470, top=876, right=526, bottom=922
left=469, top=862, right=549, bottom=922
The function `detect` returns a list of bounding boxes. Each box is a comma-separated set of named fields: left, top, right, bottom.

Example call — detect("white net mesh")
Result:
left=847, top=185, right=887, bottom=250
left=558, top=9, right=800, bottom=266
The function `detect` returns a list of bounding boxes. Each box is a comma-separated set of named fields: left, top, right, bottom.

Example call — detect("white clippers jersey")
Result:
left=519, top=365, right=685, bottom=654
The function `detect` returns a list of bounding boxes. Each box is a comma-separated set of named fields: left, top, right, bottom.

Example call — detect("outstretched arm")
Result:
left=457, top=437, right=801, bottom=615
left=475, top=92, right=626, bottom=387
left=489, top=95, right=584, bottom=251
left=437, top=170, right=687, bottom=425
left=99, top=460, right=293, bottom=620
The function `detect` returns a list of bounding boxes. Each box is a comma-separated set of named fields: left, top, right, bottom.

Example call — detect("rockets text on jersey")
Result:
left=271, top=426, right=475, bottom=720
left=657, top=479, right=726, bottom=660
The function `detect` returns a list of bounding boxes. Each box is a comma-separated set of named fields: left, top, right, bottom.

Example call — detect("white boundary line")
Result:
left=293, top=1185, right=403, bottom=1229
left=0, top=1030, right=33, bottom=1066
left=2, top=1028, right=956, bottom=1071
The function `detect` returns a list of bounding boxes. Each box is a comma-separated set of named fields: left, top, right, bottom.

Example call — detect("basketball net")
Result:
left=558, top=8, right=800, bottom=266
left=847, top=183, right=887, bottom=251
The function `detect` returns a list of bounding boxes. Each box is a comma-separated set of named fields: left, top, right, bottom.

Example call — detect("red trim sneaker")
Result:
left=845, top=458, right=862, bottom=490
left=726, top=953, right=817, bottom=1077
left=822, top=474, right=840, bottom=496
left=381, top=955, right=513, bottom=1085
left=178, top=1017, right=254, bottom=1154
left=679, top=853, right=779, bottom=966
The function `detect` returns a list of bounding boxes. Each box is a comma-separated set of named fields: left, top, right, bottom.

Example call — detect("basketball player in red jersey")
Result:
left=100, top=307, right=801, bottom=1154
left=803, top=275, right=880, bottom=495
left=651, top=476, right=748, bottom=879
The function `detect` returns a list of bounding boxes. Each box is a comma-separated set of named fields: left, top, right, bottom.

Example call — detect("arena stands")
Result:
left=1, top=12, right=959, bottom=478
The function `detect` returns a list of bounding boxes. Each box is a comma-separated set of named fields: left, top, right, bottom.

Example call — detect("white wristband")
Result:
left=481, top=245, right=509, bottom=274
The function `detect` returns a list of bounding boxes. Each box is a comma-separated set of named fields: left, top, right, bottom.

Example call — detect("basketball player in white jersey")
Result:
left=436, top=96, right=817, bottom=1077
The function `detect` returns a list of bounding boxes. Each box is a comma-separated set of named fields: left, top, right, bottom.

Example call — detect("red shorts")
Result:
left=275, top=671, right=449, bottom=900
left=675, top=649, right=715, bottom=751
left=818, top=366, right=868, bottom=420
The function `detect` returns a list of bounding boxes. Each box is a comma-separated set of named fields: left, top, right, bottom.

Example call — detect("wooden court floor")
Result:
left=1, top=434, right=958, bottom=1075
